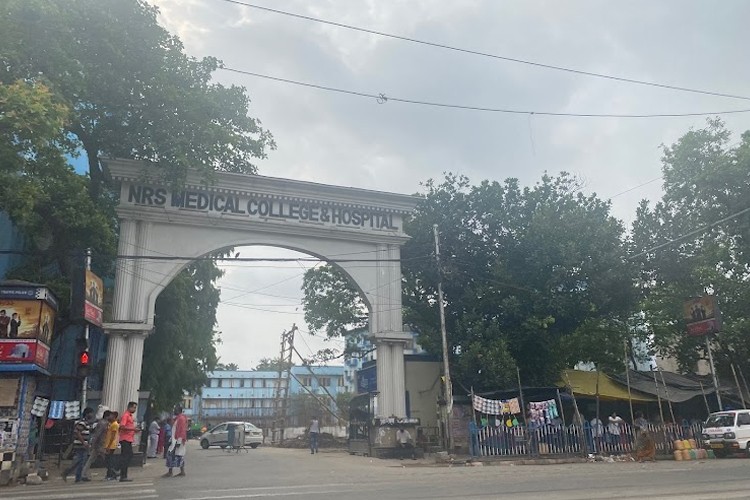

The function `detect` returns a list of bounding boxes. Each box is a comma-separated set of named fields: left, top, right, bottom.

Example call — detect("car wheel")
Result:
left=220, top=445, right=227, bottom=449
left=250, top=443, right=259, bottom=449
left=746, top=442, right=750, bottom=458
left=200, top=439, right=210, bottom=449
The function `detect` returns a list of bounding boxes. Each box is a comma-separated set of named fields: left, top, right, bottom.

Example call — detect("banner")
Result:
left=684, top=296, right=721, bottom=337
left=0, top=339, right=50, bottom=368
left=84, top=270, right=103, bottom=326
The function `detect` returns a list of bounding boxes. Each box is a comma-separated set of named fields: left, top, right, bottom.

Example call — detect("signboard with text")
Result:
left=84, top=270, right=104, bottom=326
left=0, top=299, right=54, bottom=344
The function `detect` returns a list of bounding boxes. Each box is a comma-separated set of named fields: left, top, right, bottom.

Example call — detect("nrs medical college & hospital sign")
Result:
left=123, top=184, right=400, bottom=231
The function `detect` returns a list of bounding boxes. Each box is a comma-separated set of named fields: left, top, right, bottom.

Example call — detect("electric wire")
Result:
left=222, top=66, right=750, bottom=118
left=214, top=0, right=750, bottom=102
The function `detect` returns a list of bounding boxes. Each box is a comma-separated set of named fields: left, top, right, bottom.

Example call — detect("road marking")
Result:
left=3, top=491, right=157, bottom=500
left=184, top=489, right=360, bottom=499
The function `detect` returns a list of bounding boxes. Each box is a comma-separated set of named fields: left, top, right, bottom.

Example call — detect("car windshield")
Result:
left=705, top=414, right=735, bottom=428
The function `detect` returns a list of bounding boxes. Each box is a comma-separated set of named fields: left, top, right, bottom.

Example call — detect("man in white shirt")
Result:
left=309, top=417, right=320, bottom=455
left=395, top=427, right=416, bottom=460
left=608, top=412, right=625, bottom=450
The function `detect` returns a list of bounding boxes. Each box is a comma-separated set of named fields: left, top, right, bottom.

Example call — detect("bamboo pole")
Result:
left=516, top=366, right=527, bottom=427
left=652, top=370, right=665, bottom=423
left=595, top=367, right=601, bottom=431
left=623, top=340, right=635, bottom=425
left=563, top=371, right=587, bottom=455
left=731, top=364, right=747, bottom=409
left=739, top=367, right=750, bottom=406
left=658, top=368, right=677, bottom=425
left=698, top=381, right=711, bottom=416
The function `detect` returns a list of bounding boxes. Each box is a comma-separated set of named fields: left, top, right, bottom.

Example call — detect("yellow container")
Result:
left=673, top=450, right=683, bottom=461
left=688, top=438, right=697, bottom=449
left=673, top=440, right=683, bottom=450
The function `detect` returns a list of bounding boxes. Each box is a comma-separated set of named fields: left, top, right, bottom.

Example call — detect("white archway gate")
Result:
left=102, top=159, right=418, bottom=419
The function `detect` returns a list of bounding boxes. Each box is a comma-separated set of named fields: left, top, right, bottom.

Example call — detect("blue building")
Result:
left=193, top=366, right=345, bottom=429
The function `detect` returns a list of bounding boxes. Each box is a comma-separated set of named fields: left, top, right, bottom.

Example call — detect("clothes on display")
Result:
left=472, top=395, right=521, bottom=416
left=527, top=399, right=559, bottom=425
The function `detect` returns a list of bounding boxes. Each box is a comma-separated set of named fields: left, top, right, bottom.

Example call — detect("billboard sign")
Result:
left=0, top=339, right=50, bottom=368
left=84, top=270, right=104, bottom=326
left=684, top=295, right=721, bottom=337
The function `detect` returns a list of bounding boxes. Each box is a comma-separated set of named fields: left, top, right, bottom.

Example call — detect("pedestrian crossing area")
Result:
left=2, top=477, right=157, bottom=500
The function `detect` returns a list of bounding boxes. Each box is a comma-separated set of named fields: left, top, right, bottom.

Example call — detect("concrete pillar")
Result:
left=101, top=333, right=127, bottom=411
left=371, top=243, right=409, bottom=418
left=120, top=334, right=146, bottom=410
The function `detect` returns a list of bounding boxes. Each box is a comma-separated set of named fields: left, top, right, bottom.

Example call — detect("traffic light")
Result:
left=77, top=350, right=91, bottom=378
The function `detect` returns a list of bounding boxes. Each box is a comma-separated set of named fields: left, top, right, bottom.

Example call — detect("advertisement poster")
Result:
left=0, top=339, right=49, bottom=368
left=84, top=270, right=104, bottom=326
left=683, top=296, right=721, bottom=337
left=0, top=300, right=42, bottom=340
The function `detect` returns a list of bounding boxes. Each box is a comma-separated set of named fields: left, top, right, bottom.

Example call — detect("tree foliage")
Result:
left=253, top=357, right=293, bottom=372
left=141, top=260, right=223, bottom=411
left=0, top=0, right=274, bottom=407
left=215, top=362, right=240, bottom=371
left=302, top=172, right=637, bottom=390
left=632, top=119, right=750, bottom=382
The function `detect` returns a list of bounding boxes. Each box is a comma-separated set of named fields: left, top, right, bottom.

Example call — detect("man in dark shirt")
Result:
left=63, top=407, right=94, bottom=483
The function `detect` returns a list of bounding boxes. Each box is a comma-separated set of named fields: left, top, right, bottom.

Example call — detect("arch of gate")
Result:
left=101, top=159, right=419, bottom=417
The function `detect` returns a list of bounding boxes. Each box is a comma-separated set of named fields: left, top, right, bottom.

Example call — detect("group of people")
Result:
left=589, top=411, right=656, bottom=462
left=62, top=401, right=189, bottom=483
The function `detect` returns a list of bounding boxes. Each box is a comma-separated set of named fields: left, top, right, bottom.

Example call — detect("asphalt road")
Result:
left=4, top=443, right=750, bottom=499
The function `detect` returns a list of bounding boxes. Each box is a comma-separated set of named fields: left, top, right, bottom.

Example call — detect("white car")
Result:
left=200, top=421, right=263, bottom=449
left=702, top=410, right=750, bottom=457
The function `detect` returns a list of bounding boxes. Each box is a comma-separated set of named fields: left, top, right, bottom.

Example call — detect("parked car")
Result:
left=702, top=410, right=750, bottom=457
left=200, top=421, right=263, bottom=449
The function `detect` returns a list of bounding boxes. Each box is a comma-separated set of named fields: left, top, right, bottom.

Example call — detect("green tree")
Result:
left=141, top=260, right=223, bottom=411
left=302, top=173, right=637, bottom=390
left=0, top=0, right=274, bottom=407
left=0, top=0, right=274, bottom=194
left=253, top=357, right=293, bottom=372
left=631, top=119, right=750, bottom=382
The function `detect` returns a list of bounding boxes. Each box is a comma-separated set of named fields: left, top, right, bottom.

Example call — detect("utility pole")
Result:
left=706, top=336, right=722, bottom=410
left=433, top=224, right=453, bottom=452
left=272, top=324, right=296, bottom=443
left=81, top=248, right=91, bottom=408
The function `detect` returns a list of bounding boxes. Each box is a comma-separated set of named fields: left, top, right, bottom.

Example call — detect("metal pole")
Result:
left=516, top=366, right=527, bottom=427
left=433, top=224, right=453, bottom=452
left=81, top=249, right=91, bottom=408
left=738, top=367, right=750, bottom=405
left=731, top=364, right=746, bottom=409
left=705, top=337, right=722, bottom=409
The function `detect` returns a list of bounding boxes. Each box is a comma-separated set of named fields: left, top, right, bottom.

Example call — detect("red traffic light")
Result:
left=79, top=351, right=90, bottom=366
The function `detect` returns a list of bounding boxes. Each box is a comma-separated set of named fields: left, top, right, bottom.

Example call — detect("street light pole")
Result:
left=433, top=224, right=453, bottom=452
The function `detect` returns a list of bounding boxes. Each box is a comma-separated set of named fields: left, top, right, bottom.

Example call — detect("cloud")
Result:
left=150, top=0, right=750, bottom=365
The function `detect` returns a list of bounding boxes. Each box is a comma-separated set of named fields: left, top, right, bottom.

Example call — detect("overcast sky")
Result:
left=149, top=0, right=750, bottom=370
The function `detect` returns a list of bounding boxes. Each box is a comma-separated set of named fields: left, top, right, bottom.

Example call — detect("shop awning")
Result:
left=610, top=369, right=730, bottom=404
left=560, top=369, right=657, bottom=402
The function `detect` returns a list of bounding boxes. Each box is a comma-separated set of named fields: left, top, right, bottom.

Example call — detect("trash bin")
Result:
left=227, top=423, right=246, bottom=449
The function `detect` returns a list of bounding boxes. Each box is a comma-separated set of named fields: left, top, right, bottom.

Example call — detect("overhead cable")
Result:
left=215, top=0, right=750, bottom=102
left=221, top=67, right=750, bottom=118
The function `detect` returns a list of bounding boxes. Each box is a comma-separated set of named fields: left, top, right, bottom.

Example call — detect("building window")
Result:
left=220, top=379, right=230, bottom=388
left=253, top=378, right=263, bottom=388
left=243, top=379, right=251, bottom=388
left=210, top=379, right=219, bottom=388
left=302, top=376, right=312, bottom=387
left=182, top=397, right=192, bottom=410
left=337, top=376, right=344, bottom=387
left=318, top=377, right=331, bottom=387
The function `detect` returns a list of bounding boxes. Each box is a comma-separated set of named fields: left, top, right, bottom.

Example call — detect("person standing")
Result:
left=590, top=415, right=604, bottom=453
left=608, top=412, right=625, bottom=452
left=104, top=411, right=120, bottom=480
left=82, top=409, right=110, bottom=480
left=62, top=407, right=94, bottom=483
left=164, top=405, right=187, bottom=477
left=161, top=417, right=173, bottom=459
left=147, top=416, right=161, bottom=458
left=308, top=416, right=320, bottom=455
left=0, top=310, right=9, bottom=338
left=118, top=401, right=138, bottom=482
